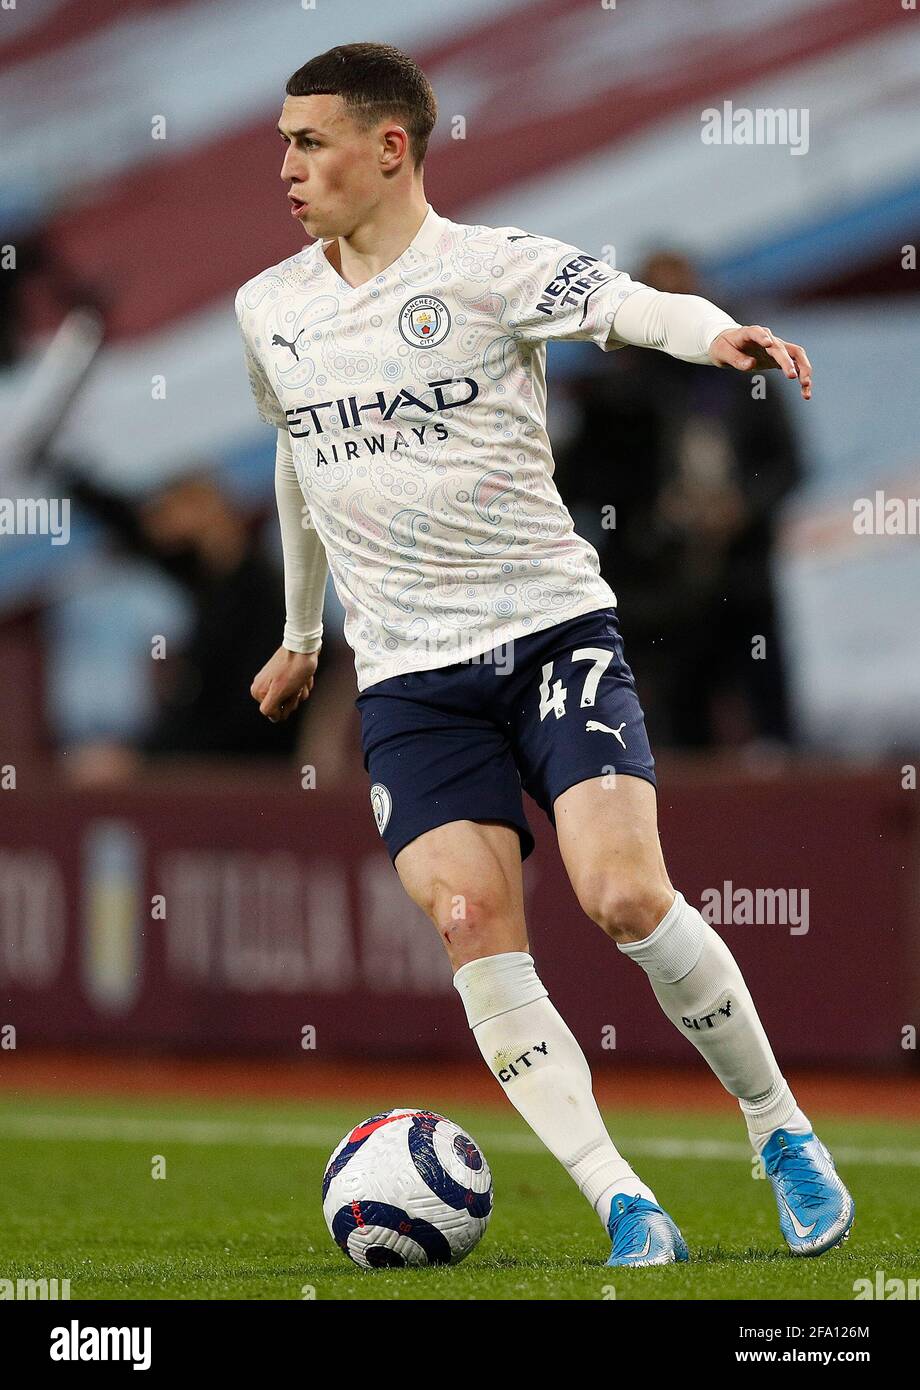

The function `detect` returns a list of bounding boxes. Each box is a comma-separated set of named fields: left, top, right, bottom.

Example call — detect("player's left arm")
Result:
left=611, top=287, right=812, bottom=400
left=491, top=231, right=809, bottom=399
left=707, top=323, right=812, bottom=400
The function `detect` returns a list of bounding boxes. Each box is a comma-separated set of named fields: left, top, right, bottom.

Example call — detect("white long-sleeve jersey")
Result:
left=236, top=204, right=739, bottom=691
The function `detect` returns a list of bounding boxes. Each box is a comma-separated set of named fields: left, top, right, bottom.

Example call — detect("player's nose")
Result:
left=279, top=147, right=303, bottom=181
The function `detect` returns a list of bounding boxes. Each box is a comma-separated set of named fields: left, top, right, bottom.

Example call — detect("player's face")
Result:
left=278, top=94, right=383, bottom=238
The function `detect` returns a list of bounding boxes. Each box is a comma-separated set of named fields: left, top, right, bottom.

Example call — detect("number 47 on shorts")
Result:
left=538, top=647, right=613, bottom=722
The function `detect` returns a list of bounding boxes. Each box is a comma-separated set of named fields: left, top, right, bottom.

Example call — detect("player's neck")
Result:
left=324, top=192, right=431, bottom=289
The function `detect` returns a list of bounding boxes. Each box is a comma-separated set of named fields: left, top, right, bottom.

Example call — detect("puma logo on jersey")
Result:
left=586, top=719, right=627, bottom=748
left=272, top=330, right=305, bottom=361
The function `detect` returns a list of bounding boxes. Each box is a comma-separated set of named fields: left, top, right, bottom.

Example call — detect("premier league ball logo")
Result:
left=398, top=295, right=451, bottom=349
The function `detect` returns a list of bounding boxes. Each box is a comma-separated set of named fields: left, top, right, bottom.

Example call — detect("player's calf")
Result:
left=395, top=818, right=670, bottom=1256
left=453, top=949, right=671, bottom=1250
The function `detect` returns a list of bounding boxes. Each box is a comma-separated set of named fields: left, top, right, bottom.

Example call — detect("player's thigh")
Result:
left=357, top=679, right=534, bottom=867
left=506, top=608, right=672, bottom=940
left=511, top=609, right=658, bottom=811
left=356, top=674, right=533, bottom=968
left=555, top=773, right=674, bottom=942
left=395, top=818, right=529, bottom=969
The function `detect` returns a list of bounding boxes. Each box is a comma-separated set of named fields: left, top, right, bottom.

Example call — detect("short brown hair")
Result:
left=286, top=43, right=437, bottom=170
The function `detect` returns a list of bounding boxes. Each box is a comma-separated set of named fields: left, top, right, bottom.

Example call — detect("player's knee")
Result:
left=578, top=874, right=674, bottom=943
left=432, top=888, right=508, bottom=951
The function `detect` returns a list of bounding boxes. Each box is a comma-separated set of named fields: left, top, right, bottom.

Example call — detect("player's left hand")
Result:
left=709, top=326, right=812, bottom=400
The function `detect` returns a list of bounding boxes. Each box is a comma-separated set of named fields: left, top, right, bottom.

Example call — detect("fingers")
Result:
left=259, top=679, right=312, bottom=723
left=740, top=325, right=792, bottom=376
left=261, top=687, right=290, bottom=722
left=755, top=328, right=813, bottom=398
left=760, top=330, right=798, bottom=380
left=713, top=330, right=757, bottom=370
left=786, top=341, right=813, bottom=399
left=728, top=326, right=813, bottom=398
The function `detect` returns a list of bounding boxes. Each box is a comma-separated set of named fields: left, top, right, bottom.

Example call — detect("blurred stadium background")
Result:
left=1, top=0, right=919, bottom=1183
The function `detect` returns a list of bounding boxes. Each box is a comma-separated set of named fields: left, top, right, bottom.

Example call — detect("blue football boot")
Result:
left=763, top=1128, right=855, bottom=1256
left=605, top=1193, right=690, bottom=1267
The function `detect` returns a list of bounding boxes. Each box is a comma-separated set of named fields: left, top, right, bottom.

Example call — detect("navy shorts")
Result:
left=355, top=607, right=656, bottom=863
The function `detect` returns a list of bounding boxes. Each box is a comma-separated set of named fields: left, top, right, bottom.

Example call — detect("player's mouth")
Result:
left=289, top=196, right=309, bottom=217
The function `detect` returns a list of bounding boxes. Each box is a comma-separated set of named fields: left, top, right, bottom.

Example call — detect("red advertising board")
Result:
left=1, top=764, right=917, bottom=1068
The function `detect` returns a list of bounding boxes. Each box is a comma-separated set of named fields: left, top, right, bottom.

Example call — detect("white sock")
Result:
left=744, top=1084, right=812, bottom=1155
left=453, top=951, right=656, bottom=1229
left=617, top=891, right=811, bottom=1151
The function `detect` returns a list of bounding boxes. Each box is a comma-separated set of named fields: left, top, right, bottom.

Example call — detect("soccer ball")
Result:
left=322, top=1108, right=493, bottom=1268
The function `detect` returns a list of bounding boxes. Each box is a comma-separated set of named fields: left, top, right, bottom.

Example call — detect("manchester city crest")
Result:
left=398, top=295, right=451, bottom=349
left=369, top=783, right=393, bottom=835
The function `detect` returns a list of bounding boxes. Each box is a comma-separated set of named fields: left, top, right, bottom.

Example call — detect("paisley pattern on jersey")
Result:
left=236, top=205, right=641, bottom=690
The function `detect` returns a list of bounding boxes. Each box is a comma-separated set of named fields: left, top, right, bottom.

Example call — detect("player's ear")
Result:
left=379, top=123, right=410, bottom=171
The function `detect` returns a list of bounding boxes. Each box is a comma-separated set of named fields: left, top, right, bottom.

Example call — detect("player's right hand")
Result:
left=250, top=645, right=320, bottom=723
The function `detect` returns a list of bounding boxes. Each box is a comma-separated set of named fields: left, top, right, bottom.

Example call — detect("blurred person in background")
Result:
left=0, top=225, right=107, bottom=368
left=0, top=229, right=313, bottom=782
left=556, top=251, right=802, bottom=753
left=41, top=465, right=304, bottom=784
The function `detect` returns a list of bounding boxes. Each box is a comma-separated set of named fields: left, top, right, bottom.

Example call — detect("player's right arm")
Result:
left=250, top=428, right=328, bottom=723
left=235, top=287, right=328, bottom=723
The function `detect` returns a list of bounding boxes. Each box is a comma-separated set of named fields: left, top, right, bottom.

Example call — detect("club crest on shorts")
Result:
left=369, top=783, right=393, bottom=835
left=398, top=295, right=451, bottom=349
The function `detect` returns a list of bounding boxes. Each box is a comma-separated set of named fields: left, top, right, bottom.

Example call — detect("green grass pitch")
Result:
left=1, top=1091, right=917, bottom=1300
